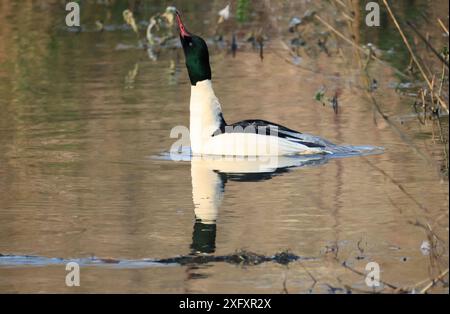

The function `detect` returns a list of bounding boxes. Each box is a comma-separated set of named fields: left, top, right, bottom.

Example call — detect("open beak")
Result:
left=176, top=11, right=190, bottom=38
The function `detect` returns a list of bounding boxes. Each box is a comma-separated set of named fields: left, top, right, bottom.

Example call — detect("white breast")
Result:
left=189, top=80, right=224, bottom=154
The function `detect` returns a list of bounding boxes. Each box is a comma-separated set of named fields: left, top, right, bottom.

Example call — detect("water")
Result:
left=0, top=1, right=448, bottom=293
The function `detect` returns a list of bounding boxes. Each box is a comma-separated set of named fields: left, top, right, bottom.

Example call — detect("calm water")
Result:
left=0, top=1, right=448, bottom=293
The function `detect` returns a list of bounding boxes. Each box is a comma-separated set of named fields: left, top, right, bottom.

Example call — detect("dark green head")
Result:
left=176, top=12, right=212, bottom=86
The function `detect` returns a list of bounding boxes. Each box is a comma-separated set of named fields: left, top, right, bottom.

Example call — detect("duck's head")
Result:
left=176, top=11, right=211, bottom=86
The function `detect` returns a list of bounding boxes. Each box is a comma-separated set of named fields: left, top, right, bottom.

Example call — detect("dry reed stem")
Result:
left=419, top=269, right=449, bottom=294
left=313, top=14, right=410, bottom=80
left=315, top=9, right=439, bottom=169
left=406, top=21, right=449, bottom=68
left=383, top=0, right=449, bottom=113
left=437, top=18, right=449, bottom=35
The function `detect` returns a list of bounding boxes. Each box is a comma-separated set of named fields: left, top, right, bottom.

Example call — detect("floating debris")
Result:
left=420, top=240, right=431, bottom=256
left=95, top=20, right=104, bottom=32
left=289, top=17, right=302, bottom=32
left=146, top=7, right=178, bottom=49
left=218, top=3, right=231, bottom=24
left=314, top=86, right=341, bottom=114
left=123, top=9, right=139, bottom=34
left=314, top=86, right=327, bottom=103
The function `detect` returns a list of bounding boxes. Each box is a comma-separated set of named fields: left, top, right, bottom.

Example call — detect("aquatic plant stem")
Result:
left=314, top=15, right=374, bottom=58
left=316, top=5, right=443, bottom=177
left=314, top=14, right=409, bottom=80
left=382, top=0, right=449, bottom=113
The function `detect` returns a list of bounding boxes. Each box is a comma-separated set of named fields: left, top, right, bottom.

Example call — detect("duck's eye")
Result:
left=189, top=42, right=193, bottom=47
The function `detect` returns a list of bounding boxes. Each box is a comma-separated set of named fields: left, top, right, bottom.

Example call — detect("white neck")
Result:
left=190, top=80, right=224, bottom=154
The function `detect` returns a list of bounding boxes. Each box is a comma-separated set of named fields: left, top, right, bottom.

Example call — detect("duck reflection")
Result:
left=189, top=155, right=329, bottom=254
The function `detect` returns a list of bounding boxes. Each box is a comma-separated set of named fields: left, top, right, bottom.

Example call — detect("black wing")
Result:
left=212, top=119, right=325, bottom=149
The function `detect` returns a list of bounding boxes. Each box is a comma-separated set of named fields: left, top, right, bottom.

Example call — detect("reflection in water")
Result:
left=191, top=222, right=217, bottom=254
left=189, top=155, right=328, bottom=254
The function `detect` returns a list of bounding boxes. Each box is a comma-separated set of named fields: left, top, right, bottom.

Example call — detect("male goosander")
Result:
left=176, top=12, right=338, bottom=156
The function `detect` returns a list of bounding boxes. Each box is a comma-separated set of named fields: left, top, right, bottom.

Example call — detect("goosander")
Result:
left=176, top=12, right=339, bottom=156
